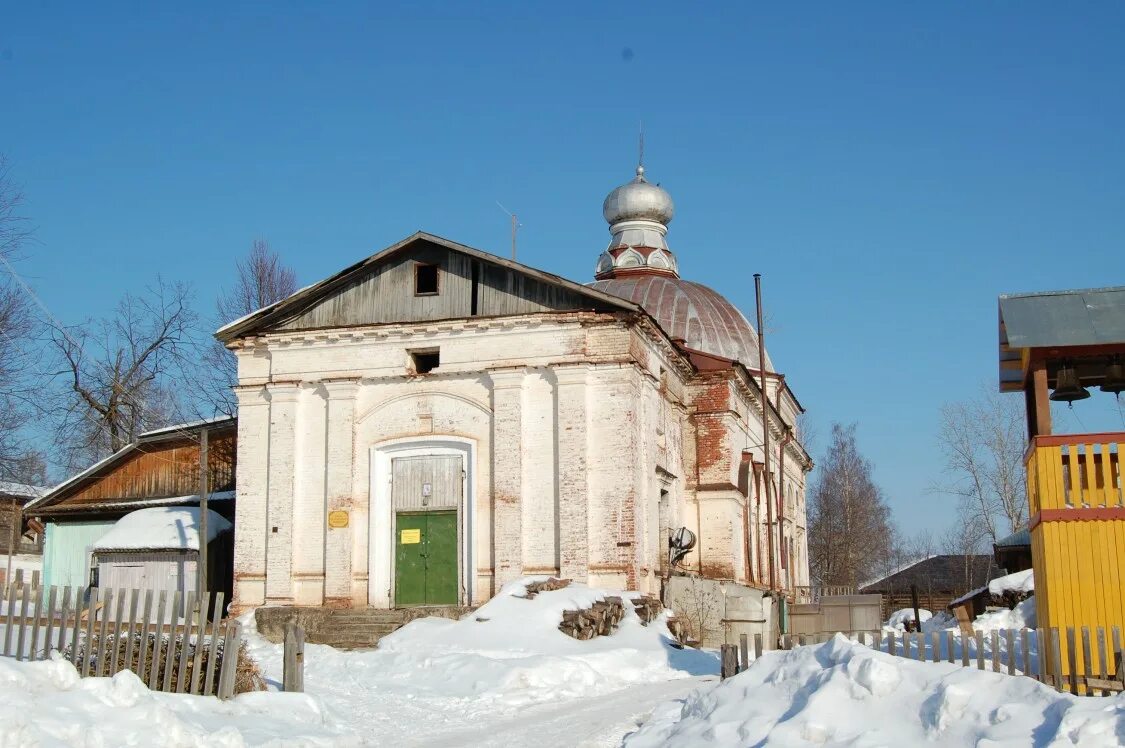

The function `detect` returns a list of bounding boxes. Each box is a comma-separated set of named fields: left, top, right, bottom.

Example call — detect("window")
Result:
left=410, top=348, right=440, bottom=374
left=415, top=263, right=439, bottom=295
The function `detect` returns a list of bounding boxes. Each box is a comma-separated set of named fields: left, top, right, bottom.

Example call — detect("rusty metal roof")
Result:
left=590, top=275, right=772, bottom=370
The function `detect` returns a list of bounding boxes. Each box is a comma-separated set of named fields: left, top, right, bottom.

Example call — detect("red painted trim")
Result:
left=1029, top=506, right=1125, bottom=530
left=1032, top=432, right=1125, bottom=448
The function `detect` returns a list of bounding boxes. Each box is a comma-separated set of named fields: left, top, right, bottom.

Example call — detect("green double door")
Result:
left=394, top=510, right=458, bottom=606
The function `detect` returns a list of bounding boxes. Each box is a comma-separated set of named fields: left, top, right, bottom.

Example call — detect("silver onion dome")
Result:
left=602, top=166, right=675, bottom=226
left=596, top=165, right=679, bottom=279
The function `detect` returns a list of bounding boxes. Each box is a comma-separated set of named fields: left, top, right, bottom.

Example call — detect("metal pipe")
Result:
left=775, top=375, right=790, bottom=592
left=754, top=274, right=776, bottom=593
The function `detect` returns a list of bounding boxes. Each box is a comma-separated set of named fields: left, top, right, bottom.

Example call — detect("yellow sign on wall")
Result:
left=327, top=510, right=349, bottom=529
left=400, top=528, right=421, bottom=544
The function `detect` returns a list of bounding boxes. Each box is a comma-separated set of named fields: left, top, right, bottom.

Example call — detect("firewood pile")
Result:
left=558, top=596, right=625, bottom=640
left=632, top=595, right=663, bottom=625
left=520, top=577, right=571, bottom=599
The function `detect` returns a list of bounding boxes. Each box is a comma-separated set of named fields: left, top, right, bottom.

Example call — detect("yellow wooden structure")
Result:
left=999, top=287, right=1125, bottom=687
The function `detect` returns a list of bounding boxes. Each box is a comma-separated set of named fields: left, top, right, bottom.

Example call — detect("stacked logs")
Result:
left=558, top=596, right=625, bottom=640
left=632, top=595, right=663, bottom=625
left=521, top=577, right=572, bottom=599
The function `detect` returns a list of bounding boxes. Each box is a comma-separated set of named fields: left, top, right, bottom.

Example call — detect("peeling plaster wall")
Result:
left=228, top=311, right=809, bottom=612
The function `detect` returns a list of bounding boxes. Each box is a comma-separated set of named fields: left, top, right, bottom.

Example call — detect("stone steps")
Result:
left=256, top=605, right=472, bottom=650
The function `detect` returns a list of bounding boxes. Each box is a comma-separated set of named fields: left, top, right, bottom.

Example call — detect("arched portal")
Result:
left=368, top=437, right=475, bottom=608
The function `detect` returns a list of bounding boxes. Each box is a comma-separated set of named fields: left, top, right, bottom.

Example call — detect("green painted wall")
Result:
left=43, top=520, right=116, bottom=589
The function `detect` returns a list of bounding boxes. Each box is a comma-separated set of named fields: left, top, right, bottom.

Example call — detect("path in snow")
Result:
left=407, top=676, right=713, bottom=748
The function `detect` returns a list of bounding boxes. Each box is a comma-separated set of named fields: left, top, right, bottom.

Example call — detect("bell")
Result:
left=1102, top=356, right=1125, bottom=395
left=1050, top=362, right=1090, bottom=403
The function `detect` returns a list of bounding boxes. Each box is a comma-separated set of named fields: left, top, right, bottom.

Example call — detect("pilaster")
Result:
left=231, top=385, right=269, bottom=614
left=554, top=364, right=590, bottom=582
left=323, top=379, right=358, bottom=605
left=489, top=369, right=525, bottom=588
left=264, top=382, right=300, bottom=603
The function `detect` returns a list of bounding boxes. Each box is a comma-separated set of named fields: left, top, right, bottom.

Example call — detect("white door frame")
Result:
left=369, top=437, right=475, bottom=608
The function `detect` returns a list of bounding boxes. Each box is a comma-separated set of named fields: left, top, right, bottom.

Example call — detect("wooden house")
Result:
left=0, top=481, right=47, bottom=586
left=858, top=555, right=1002, bottom=621
left=998, top=285, right=1125, bottom=685
left=993, top=528, right=1032, bottom=574
left=23, top=417, right=236, bottom=599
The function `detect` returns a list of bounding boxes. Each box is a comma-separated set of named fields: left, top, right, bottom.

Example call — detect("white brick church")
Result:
left=218, top=166, right=812, bottom=614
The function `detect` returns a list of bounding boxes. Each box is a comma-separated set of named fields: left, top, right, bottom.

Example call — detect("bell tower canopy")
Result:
left=596, top=165, right=679, bottom=280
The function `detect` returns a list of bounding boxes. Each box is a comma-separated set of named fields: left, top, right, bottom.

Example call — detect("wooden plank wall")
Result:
left=1030, top=438, right=1125, bottom=683
left=57, top=430, right=236, bottom=507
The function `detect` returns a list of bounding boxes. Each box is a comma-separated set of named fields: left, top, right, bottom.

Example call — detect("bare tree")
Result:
left=198, top=240, right=297, bottom=416
left=941, top=504, right=991, bottom=592
left=0, top=156, right=45, bottom=482
left=48, top=280, right=197, bottom=470
left=807, top=423, right=896, bottom=588
left=936, top=386, right=1027, bottom=543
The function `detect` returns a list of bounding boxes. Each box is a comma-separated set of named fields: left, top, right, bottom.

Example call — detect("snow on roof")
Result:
left=137, top=414, right=235, bottom=439
left=92, top=507, right=231, bottom=553
left=0, top=482, right=47, bottom=501
left=987, top=568, right=1034, bottom=596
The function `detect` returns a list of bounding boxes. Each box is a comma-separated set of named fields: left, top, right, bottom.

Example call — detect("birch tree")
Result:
left=197, top=240, right=297, bottom=416
left=807, top=423, right=895, bottom=588
left=936, top=387, right=1027, bottom=542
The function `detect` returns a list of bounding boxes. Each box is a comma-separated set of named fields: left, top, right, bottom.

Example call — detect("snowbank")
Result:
left=0, top=653, right=357, bottom=745
left=972, top=597, right=1037, bottom=631
left=625, top=634, right=1124, bottom=747
left=989, top=568, right=1035, bottom=596
left=885, top=607, right=931, bottom=631
left=248, top=578, right=714, bottom=707
left=93, top=506, right=231, bottom=552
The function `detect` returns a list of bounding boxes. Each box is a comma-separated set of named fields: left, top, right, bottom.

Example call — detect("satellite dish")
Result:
left=668, top=527, right=696, bottom=569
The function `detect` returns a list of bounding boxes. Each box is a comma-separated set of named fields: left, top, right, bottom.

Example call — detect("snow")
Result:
left=989, top=568, right=1035, bottom=596
left=885, top=607, right=932, bottom=631
left=972, top=597, right=1038, bottom=631
left=92, top=507, right=232, bottom=552
left=239, top=577, right=718, bottom=745
left=0, top=482, right=46, bottom=500
left=0, top=654, right=357, bottom=745
left=625, top=634, right=1125, bottom=747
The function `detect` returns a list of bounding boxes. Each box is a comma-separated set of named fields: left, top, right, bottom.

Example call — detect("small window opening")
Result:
left=410, top=348, right=440, bottom=374
left=415, top=263, right=439, bottom=295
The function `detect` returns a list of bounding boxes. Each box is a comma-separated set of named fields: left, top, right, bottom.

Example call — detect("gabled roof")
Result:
left=858, top=554, right=1003, bottom=594
left=0, top=482, right=47, bottom=503
left=25, top=416, right=236, bottom=513
left=215, top=231, right=640, bottom=342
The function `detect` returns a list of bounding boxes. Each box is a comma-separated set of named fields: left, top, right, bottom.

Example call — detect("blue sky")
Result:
left=3, top=3, right=1124, bottom=536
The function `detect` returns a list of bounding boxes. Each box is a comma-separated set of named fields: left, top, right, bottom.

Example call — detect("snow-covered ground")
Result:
left=0, top=578, right=720, bottom=746
left=0, top=654, right=354, bottom=745
left=625, top=634, right=1125, bottom=747
left=242, top=578, right=718, bottom=746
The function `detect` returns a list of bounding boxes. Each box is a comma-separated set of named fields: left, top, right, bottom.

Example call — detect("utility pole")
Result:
left=755, top=274, right=776, bottom=593
left=197, top=428, right=209, bottom=604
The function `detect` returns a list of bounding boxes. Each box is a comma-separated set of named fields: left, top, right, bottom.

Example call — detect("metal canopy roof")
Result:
left=998, top=286, right=1125, bottom=390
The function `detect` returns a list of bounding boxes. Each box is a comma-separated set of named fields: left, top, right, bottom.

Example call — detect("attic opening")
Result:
left=409, top=348, right=440, bottom=375
left=414, top=262, right=439, bottom=296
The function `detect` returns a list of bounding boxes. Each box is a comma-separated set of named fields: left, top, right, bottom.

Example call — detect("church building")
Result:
left=218, top=166, right=812, bottom=615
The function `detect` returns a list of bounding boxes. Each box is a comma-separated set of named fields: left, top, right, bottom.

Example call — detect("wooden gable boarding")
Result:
left=29, top=419, right=236, bottom=517
left=216, top=232, right=638, bottom=340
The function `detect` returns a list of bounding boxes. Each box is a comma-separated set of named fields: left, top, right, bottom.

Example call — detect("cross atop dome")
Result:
left=595, top=164, right=679, bottom=280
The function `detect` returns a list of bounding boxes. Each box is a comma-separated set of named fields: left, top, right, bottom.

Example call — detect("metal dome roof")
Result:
left=602, top=166, right=675, bottom=226
left=589, top=274, right=773, bottom=371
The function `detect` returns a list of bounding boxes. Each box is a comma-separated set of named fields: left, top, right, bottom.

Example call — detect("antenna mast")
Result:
left=496, top=201, right=521, bottom=260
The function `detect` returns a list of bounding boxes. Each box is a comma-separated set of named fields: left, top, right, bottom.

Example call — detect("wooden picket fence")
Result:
left=722, top=626, right=1123, bottom=696
left=0, top=582, right=243, bottom=699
